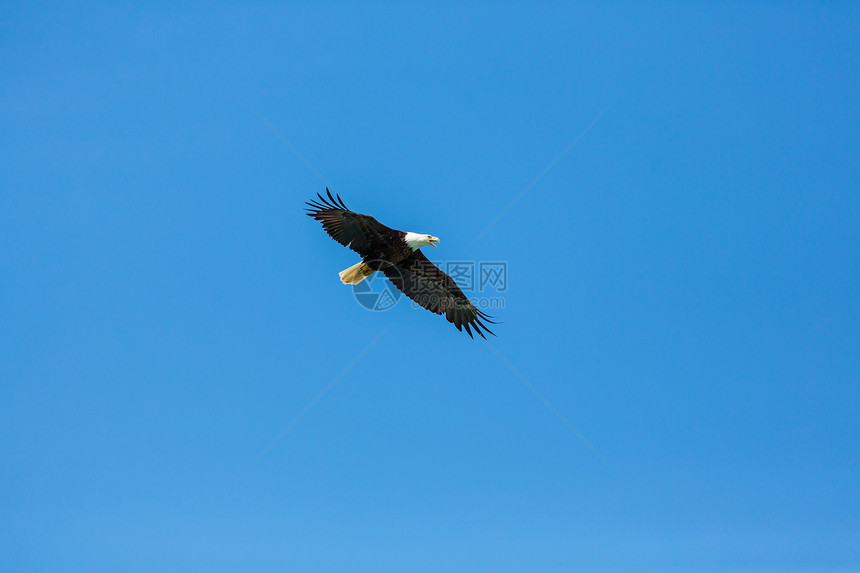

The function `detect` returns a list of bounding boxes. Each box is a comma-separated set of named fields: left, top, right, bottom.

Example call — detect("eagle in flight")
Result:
left=306, top=189, right=496, bottom=339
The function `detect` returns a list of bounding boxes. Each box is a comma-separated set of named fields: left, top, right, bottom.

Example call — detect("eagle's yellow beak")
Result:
left=429, top=236, right=440, bottom=248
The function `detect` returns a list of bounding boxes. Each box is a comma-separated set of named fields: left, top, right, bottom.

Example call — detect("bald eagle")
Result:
left=306, top=189, right=496, bottom=339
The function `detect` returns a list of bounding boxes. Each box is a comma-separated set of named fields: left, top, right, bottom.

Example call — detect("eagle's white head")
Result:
left=404, top=232, right=440, bottom=251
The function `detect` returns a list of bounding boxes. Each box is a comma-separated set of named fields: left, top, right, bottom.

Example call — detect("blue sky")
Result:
left=2, top=2, right=858, bottom=571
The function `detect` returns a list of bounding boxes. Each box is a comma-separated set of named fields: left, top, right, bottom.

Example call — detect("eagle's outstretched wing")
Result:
left=305, top=189, right=395, bottom=258
left=382, top=250, right=496, bottom=339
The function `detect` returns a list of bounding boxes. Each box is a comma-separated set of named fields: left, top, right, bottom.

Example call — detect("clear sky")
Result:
left=2, top=2, right=858, bottom=571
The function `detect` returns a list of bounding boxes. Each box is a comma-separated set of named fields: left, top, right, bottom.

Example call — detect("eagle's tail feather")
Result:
left=339, top=261, right=374, bottom=285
